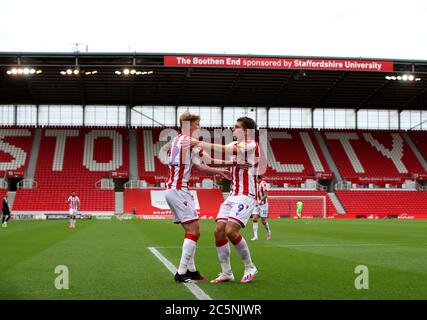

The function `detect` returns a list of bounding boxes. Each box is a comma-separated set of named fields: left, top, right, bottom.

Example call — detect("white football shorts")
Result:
left=254, top=203, right=269, bottom=218
left=164, top=188, right=199, bottom=224
left=216, top=195, right=257, bottom=228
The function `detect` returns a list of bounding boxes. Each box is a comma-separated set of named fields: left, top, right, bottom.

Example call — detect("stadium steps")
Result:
left=143, top=130, right=155, bottom=173
left=115, top=192, right=124, bottom=214
left=24, top=128, right=42, bottom=180
left=314, top=130, right=343, bottom=182
left=299, top=132, right=325, bottom=172
left=402, top=132, right=427, bottom=172
left=327, top=192, right=346, bottom=214
left=128, top=129, right=139, bottom=180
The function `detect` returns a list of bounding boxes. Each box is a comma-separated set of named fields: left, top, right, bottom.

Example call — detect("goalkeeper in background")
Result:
left=296, top=200, right=303, bottom=219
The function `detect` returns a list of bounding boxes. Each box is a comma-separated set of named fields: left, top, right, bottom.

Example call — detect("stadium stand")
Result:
left=409, top=131, right=427, bottom=169
left=1, top=126, right=426, bottom=218
left=12, top=128, right=129, bottom=212
left=136, top=128, right=331, bottom=185
left=265, top=129, right=331, bottom=183
left=336, top=190, right=427, bottom=217
left=0, top=189, right=7, bottom=201
left=322, top=130, right=426, bottom=184
left=137, top=128, right=177, bottom=184
left=0, top=128, right=34, bottom=178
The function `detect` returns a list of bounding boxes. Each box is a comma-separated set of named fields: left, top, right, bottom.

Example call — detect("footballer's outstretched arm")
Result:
left=194, top=139, right=238, bottom=156
left=193, top=163, right=232, bottom=180
left=191, top=150, right=232, bottom=179
left=198, top=150, right=251, bottom=169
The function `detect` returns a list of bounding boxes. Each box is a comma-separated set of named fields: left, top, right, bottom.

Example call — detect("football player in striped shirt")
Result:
left=251, top=175, right=271, bottom=241
left=66, top=191, right=80, bottom=229
left=165, top=112, right=243, bottom=283
left=195, top=117, right=259, bottom=284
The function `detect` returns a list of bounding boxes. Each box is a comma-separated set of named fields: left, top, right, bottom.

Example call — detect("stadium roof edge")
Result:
left=0, top=51, right=426, bottom=65
left=0, top=52, right=426, bottom=110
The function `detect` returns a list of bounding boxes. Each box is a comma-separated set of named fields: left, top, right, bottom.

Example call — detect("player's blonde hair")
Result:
left=179, top=111, right=200, bottom=128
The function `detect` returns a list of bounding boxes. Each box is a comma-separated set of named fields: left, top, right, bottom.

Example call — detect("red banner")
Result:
left=124, top=188, right=225, bottom=218
left=413, top=173, right=427, bottom=180
left=316, top=172, right=333, bottom=180
left=111, top=171, right=129, bottom=179
left=164, top=55, right=394, bottom=72
left=346, top=177, right=406, bottom=185
left=7, top=171, right=24, bottom=178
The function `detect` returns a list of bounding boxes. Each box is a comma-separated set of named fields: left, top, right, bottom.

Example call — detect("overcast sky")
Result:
left=0, top=0, right=426, bottom=60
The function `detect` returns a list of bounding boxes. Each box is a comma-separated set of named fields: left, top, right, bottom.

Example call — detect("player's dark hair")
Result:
left=236, top=117, right=256, bottom=130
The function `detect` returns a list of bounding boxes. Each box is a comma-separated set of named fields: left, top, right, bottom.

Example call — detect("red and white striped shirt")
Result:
left=257, top=180, right=268, bottom=205
left=230, top=140, right=259, bottom=198
left=67, top=196, right=80, bottom=210
left=166, top=134, right=203, bottom=190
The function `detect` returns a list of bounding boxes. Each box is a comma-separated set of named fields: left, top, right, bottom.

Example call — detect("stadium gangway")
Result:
left=17, top=179, right=38, bottom=190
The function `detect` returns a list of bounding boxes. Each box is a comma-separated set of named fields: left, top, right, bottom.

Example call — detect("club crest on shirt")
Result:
left=238, top=141, right=247, bottom=148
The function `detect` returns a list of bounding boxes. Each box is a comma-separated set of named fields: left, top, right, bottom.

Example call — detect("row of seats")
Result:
left=137, top=128, right=332, bottom=183
left=14, top=189, right=115, bottom=211
left=12, top=129, right=129, bottom=212
left=2, top=127, right=427, bottom=214
left=410, top=131, right=427, bottom=169
left=3, top=128, right=426, bottom=184
left=323, top=131, right=425, bottom=181
left=265, top=130, right=329, bottom=178
left=336, top=190, right=427, bottom=216
left=0, top=189, right=7, bottom=202
left=0, top=129, right=33, bottom=176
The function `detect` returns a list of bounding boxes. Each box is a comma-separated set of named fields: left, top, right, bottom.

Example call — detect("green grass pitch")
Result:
left=1, top=218, right=427, bottom=300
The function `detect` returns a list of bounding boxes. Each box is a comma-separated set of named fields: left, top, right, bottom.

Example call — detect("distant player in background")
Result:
left=2, top=196, right=11, bottom=228
left=66, top=191, right=80, bottom=228
left=251, top=176, right=271, bottom=240
left=296, top=200, right=303, bottom=219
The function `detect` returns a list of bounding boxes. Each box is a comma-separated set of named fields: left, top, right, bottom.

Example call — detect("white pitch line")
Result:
left=153, top=243, right=411, bottom=249
left=148, top=247, right=212, bottom=301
